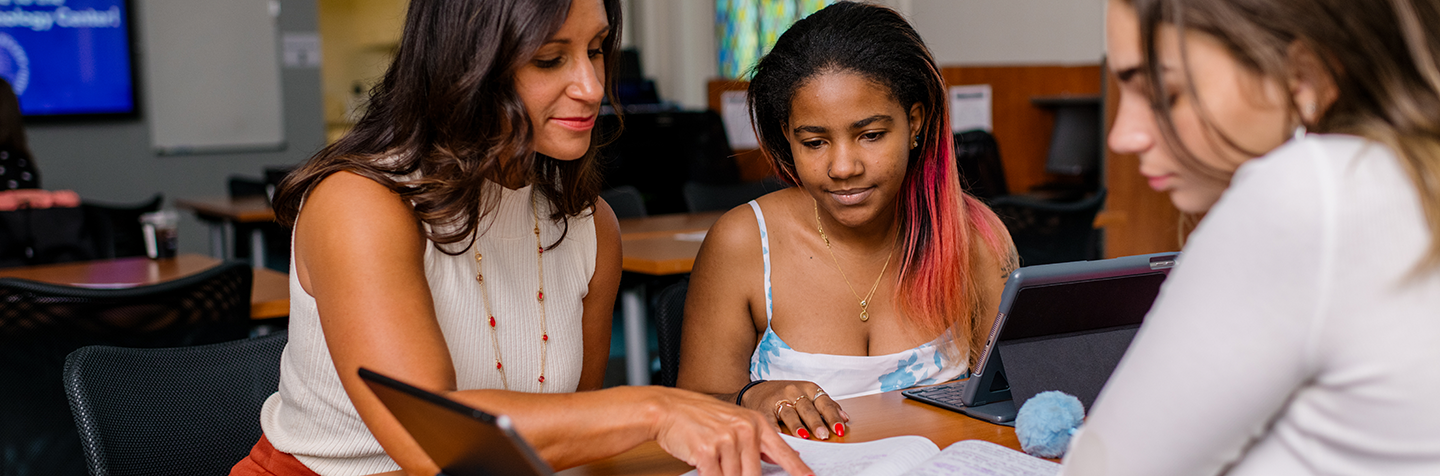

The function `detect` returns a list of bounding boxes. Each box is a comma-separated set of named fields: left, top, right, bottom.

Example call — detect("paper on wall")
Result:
left=949, top=84, right=992, bottom=133
left=282, top=32, right=322, bottom=69
left=721, top=90, right=760, bottom=149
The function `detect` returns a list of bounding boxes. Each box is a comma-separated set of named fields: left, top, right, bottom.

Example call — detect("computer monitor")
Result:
left=596, top=110, right=739, bottom=214
left=1034, top=96, right=1102, bottom=177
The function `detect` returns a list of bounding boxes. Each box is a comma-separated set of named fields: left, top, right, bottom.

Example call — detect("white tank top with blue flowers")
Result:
left=745, top=201, right=967, bottom=400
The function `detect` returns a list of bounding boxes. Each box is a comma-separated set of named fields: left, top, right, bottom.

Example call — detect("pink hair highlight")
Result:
left=756, top=60, right=1017, bottom=370
left=894, top=103, right=1017, bottom=368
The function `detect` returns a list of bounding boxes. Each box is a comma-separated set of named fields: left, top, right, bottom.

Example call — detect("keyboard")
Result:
left=901, top=379, right=972, bottom=413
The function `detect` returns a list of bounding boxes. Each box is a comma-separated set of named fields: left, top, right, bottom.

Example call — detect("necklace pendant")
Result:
left=860, top=309, right=869, bottom=322
left=538, top=375, right=545, bottom=383
left=537, top=291, right=544, bottom=301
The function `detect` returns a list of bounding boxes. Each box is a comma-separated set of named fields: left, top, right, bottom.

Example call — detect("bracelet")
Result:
left=735, top=379, right=768, bottom=406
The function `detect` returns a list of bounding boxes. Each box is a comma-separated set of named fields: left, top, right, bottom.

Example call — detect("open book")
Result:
left=684, top=435, right=1059, bottom=476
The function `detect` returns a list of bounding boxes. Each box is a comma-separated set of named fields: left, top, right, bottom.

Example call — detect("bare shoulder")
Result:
left=973, top=224, right=1017, bottom=280
left=591, top=196, right=620, bottom=245
left=299, top=171, right=417, bottom=231
left=295, top=171, right=426, bottom=291
left=699, top=198, right=765, bottom=259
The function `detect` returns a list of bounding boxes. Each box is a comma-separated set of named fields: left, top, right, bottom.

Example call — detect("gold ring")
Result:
left=813, top=389, right=827, bottom=400
left=774, top=399, right=796, bottom=419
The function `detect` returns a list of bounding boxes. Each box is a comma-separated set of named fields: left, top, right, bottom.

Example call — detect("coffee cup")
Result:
left=140, top=210, right=180, bottom=259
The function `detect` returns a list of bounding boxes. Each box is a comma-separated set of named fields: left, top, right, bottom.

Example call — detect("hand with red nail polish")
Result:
left=727, top=381, right=851, bottom=443
left=647, top=386, right=814, bottom=476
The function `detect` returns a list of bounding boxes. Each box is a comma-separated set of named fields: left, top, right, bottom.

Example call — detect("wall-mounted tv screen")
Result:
left=0, top=0, right=137, bottom=119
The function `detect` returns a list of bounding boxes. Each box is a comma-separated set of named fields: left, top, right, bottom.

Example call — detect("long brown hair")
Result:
left=1125, top=0, right=1440, bottom=270
left=273, top=0, right=622, bottom=250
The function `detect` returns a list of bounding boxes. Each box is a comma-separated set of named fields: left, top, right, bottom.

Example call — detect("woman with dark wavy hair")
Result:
left=234, top=1, right=810, bottom=475
left=679, top=1, right=1016, bottom=442
left=1064, top=0, right=1440, bottom=474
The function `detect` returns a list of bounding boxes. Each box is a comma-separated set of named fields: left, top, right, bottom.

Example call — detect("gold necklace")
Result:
left=474, top=190, right=550, bottom=389
left=813, top=199, right=893, bottom=322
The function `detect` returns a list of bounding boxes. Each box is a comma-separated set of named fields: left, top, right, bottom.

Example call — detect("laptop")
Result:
left=903, top=252, right=1178, bottom=425
left=358, top=368, right=554, bottom=476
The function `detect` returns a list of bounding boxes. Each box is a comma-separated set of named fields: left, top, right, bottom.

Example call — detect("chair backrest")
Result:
left=263, top=166, right=295, bottom=204
left=954, top=130, right=1009, bottom=200
left=0, top=205, right=95, bottom=267
left=0, top=261, right=255, bottom=476
left=682, top=176, right=787, bottom=213
left=80, top=194, right=164, bottom=259
left=64, top=331, right=288, bottom=476
left=653, top=278, right=688, bottom=387
left=987, top=189, right=1108, bottom=266
left=600, top=185, right=647, bottom=219
left=228, top=176, right=268, bottom=199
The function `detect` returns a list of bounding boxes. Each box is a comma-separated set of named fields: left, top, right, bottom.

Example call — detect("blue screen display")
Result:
left=0, top=0, right=135, bottom=117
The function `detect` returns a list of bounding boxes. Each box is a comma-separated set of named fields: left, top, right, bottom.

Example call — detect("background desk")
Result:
left=0, top=254, right=290, bottom=319
left=559, top=388, right=1025, bottom=476
left=616, top=211, right=723, bottom=385
left=176, top=196, right=277, bottom=265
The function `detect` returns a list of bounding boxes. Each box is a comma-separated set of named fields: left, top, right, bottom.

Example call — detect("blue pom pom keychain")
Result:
left=1014, top=391, right=1084, bottom=458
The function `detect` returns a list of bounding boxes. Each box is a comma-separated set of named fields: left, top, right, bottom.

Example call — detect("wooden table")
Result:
left=558, top=388, right=1024, bottom=476
left=618, top=212, right=725, bottom=241
left=614, top=211, right=724, bottom=385
left=175, top=196, right=276, bottom=265
left=617, top=211, right=722, bottom=274
left=0, top=253, right=290, bottom=320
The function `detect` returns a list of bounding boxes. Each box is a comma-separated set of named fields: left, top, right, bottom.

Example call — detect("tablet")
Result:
left=903, top=252, right=1177, bottom=424
left=359, top=368, right=554, bottom=476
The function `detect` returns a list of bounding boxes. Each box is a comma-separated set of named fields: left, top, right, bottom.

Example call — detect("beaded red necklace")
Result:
left=474, top=191, right=549, bottom=389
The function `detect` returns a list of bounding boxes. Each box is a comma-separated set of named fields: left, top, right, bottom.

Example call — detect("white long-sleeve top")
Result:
left=1063, top=134, right=1440, bottom=475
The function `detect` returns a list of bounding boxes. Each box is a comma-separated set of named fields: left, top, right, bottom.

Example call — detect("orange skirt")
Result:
left=230, top=434, right=322, bottom=476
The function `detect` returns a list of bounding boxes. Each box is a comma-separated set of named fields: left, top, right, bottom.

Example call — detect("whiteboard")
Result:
left=140, top=0, right=284, bottom=154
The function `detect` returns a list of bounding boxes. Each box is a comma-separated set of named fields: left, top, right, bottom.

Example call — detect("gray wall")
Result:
left=24, top=0, right=324, bottom=255
left=628, top=0, right=1106, bottom=109
left=910, top=0, right=1105, bottom=66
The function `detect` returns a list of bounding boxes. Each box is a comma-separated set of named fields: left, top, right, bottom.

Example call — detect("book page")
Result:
left=900, top=440, right=1060, bottom=476
left=680, top=434, right=939, bottom=476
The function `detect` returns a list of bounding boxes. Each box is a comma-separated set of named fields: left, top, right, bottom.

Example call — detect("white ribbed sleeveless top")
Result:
left=259, top=182, right=597, bottom=476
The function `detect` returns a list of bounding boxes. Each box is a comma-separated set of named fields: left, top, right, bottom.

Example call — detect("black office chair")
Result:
left=682, top=176, right=788, bottom=213
left=954, top=130, right=1010, bottom=201
left=0, top=205, right=94, bottom=267
left=63, top=331, right=287, bottom=476
left=653, top=278, right=689, bottom=387
left=0, top=261, right=254, bottom=476
left=988, top=189, right=1107, bottom=266
left=81, top=194, right=164, bottom=259
left=227, top=175, right=290, bottom=272
left=600, top=185, right=647, bottom=219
